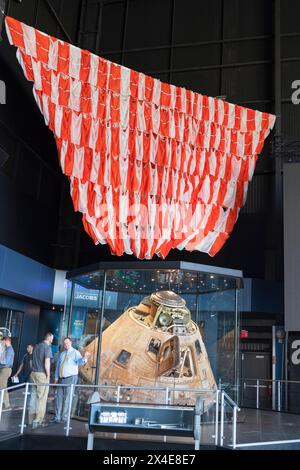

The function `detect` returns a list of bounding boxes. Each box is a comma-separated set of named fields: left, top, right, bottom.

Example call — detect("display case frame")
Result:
left=63, top=261, right=243, bottom=402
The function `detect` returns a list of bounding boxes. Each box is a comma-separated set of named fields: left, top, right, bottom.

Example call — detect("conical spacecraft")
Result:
left=81, top=291, right=217, bottom=407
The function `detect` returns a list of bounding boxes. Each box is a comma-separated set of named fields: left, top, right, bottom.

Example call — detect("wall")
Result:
left=73, top=0, right=297, bottom=282
left=37, top=307, right=63, bottom=356
left=52, top=270, right=67, bottom=305
left=287, top=333, right=300, bottom=413
left=0, top=244, right=55, bottom=303
left=239, top=278, right=284, bottom=315
left=0, top=0, right=299, bottom=286
left=0, top=0, right=82, bottom=268
left=0, top=244, right=66, bottom=366
left=284, top=163, right=300, bottom=331
left=0, top=22, right=61, bottom=267
left=0, top=294, right=40, bottom=367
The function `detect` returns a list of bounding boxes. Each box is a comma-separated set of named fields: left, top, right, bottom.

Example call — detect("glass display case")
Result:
left=62, top=261, right=243, bottom=403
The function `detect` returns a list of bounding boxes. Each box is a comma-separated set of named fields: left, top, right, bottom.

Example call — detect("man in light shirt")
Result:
left=53, top=337, right=90, bottom=423
left=0, top=337, right=14, bottom=409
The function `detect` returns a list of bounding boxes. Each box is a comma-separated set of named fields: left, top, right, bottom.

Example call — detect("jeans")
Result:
left=19, top=373, right=31, bottom=384
left=55, top=375, right=78, bottom=421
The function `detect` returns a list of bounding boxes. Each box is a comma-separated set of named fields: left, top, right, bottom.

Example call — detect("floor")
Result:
left=1, top=389, right=300, bottom=449
left=236, top=408, right=300, bottom=446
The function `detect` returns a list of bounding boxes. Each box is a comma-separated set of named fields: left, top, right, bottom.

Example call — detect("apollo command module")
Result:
left=80, top=291, right=217, bottom=408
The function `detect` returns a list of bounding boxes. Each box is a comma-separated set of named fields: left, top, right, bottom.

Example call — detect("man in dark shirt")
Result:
left=28, top=333, right=53, bottom=428
left=0, top=336, right=14, bottom=409
left=13, top=344, right=34, bottom=383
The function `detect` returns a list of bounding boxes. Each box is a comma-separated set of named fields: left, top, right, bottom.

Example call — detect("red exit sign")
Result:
left=240, top=329, right=249, bottom=339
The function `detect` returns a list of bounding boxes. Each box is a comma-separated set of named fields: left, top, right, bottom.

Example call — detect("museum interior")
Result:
left=0, top=0, right=300, bottom=454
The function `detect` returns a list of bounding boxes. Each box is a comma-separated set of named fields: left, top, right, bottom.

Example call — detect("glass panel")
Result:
left=198, top=287, right=237, bottom=399
left=64, top=272, right=105, bottom=384
left=23, top=383, right=67, bottom=436
left=94, top=269, right=218, bottom=404
left=221, top=400, right=235, bottom=448
left=199, top=391, right=217, bottom=446
left=0, top=385, right=25, bottom=438
left=286, top=381, right=300, bottom=413
left=239, top=378, right=273, bottom=410
left=64, top=266, right=240, bottom=411
left=60, top=281, right=72, bottom=339
left=69, top=384, right=118, bottom=437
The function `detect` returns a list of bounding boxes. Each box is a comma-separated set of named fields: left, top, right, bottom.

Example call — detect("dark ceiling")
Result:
left=0, top=0, right=299, bottom=281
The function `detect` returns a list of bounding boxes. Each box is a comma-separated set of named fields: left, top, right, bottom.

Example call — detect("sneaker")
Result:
left=50, top=418, right=62, bottom=423
left=32, top=421, right=49, bottom=429
left=39, top=421, right=49, bottom=428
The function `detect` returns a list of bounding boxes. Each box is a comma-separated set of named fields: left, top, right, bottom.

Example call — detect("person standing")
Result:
left=13, top=344, right=34, bottom=383
left=29, top=333, right=53, bottom=428
left=53, top=337, right=89, bottom=423
left=0, top=337, right=14, bottom=409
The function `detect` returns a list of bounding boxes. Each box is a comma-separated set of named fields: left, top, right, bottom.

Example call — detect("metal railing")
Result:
left=218, top=390, right=240, bottom=449
left=0, top=382, right=239, bottom=449
left=240, top=378, right=300, bottom=413
left=5, top=381, right=300, bottom=449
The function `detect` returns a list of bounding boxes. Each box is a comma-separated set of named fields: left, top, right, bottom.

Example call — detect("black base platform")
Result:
left=0, top=434, right=220, bottom=451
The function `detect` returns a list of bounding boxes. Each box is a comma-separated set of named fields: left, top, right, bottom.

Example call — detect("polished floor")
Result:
left=1, top=390, right=300, bottom=449
left=236, top=408, right=300, bottom=447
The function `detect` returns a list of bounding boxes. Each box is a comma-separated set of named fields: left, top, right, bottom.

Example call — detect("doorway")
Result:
left=240, top=351, right=272, bottom=409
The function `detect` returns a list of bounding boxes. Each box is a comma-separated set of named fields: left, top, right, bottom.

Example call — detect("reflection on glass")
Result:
left=64, top=265, right=241, bottom=411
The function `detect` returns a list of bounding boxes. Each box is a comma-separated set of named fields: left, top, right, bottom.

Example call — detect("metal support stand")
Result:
left=215, top=389, right=220, bottom=446
left=256, top=379, right=260, bottom=409
left=94, top=271, right=107, bottom=385
left=272, top=326, right=276, bottom=410
left=232, top=406, right=237, bottom=450
left=87, top=432, right=94, bottom=450
left=220, top=392, right=225, bottom=446
left=194, top=397, right=202, bottom=450
left=165, top=387, right=169, bottom=405
left=277, top=381, right=281, bottom=412
left=65, top=384, right=74, bottom=436
left=0, top=389, right=4, bottom=423
left=20, top=382, right=29, bottom=434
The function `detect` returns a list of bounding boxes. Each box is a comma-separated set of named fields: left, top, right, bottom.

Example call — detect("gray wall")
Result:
left=0, top=295, right=40, bottom=368
left=240, top=278, right=283, bottom=314
left=284, top=163, right=300, bottom=331
left=1, top=0, right=299, bottom=284
left=0, top=244, right=55, bottom=303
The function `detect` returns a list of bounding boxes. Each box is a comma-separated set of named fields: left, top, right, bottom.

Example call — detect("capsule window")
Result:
left=148, top=338, right=161, bottom=355
left=116, top=350, right=131, bottom=366
left=195, top=340, right=202, bottom=355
